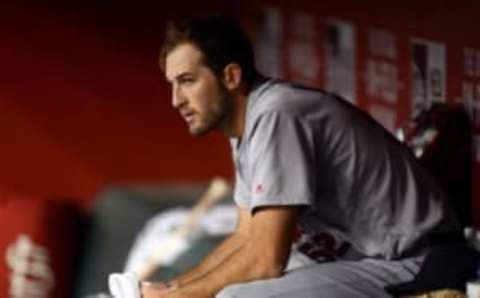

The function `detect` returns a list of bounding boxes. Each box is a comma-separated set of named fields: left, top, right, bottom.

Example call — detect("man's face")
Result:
left=165, top=43, right=231, bottom=136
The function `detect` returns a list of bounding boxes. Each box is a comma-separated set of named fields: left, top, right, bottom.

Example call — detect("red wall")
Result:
left=0, top=2, right=239, bottom=206
left=0, top=1, right=479, bottom=219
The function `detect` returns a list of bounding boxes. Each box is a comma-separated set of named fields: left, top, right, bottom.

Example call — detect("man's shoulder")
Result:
left=248, top=79, right=335, bottom=116
left=256, top=79, right=330, bottom=101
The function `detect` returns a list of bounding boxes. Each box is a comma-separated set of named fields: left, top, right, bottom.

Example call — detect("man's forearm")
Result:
left=144, top=207, right=298, bottom=298
left=175, top=240, right=283, bottom=298
left=168, top=232, right=247, bottom=286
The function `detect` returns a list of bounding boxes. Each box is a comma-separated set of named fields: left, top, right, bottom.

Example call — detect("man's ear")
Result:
left=222, top=63, right=242, bottom=91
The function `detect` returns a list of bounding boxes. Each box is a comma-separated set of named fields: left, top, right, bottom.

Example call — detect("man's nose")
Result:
left=171, top=86, right=186, bottom=109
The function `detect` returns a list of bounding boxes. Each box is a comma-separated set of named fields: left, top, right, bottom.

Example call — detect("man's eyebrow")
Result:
left=171, top=72, right=193, bottom=82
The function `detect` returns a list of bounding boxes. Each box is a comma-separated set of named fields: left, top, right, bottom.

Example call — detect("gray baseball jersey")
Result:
left=230, top=78, right=457, bottom=260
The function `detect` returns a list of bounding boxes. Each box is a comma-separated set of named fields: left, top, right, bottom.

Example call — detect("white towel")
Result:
left=108, top=272, right=141, bottom=298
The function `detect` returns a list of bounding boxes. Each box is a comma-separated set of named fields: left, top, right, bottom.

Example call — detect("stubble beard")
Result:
left=189, top=86, right=233, bottom=137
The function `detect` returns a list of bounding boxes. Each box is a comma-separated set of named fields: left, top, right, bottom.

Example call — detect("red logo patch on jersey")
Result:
left=254, top=184, right=264, bottom=194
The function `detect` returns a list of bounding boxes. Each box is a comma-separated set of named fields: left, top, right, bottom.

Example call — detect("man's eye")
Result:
left=181, top=77, right=195, bottom=84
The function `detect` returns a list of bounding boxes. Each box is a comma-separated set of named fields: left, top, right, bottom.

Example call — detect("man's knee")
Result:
left=215, top=282, right=276, bottom=298
left=215, top=284, right=245, bottom=298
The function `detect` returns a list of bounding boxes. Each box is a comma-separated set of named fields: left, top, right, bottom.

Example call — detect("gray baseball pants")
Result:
left=216, top=249, right=422, bottom=298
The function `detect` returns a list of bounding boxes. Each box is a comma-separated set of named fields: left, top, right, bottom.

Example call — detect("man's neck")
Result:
left=222, top=91, right=247, bottom=139
left=221, top=76, right=265, bottom=139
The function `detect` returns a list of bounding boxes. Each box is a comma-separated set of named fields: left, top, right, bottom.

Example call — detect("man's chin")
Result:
left=188, top=125, right=211, bottom=136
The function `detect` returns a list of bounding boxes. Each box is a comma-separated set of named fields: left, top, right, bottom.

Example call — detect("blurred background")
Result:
left=0, top=0, right=479, bottom=296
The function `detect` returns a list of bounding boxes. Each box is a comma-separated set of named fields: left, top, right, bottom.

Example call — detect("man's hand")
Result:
left=141, top=281, right=175, bottom=298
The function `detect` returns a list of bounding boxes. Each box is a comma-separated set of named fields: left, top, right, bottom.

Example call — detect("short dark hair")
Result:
left=160, top=15, right=259, bottom=86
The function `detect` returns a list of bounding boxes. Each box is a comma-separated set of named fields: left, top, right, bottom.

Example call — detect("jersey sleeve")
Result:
left=245, top=111, right=316, bottom=211
left=232, top=164, right=251, bottom=209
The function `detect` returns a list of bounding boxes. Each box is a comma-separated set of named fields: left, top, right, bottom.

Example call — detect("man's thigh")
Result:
left=216, top=257, right=421, bottom=298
